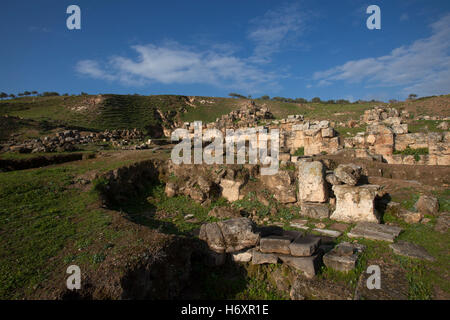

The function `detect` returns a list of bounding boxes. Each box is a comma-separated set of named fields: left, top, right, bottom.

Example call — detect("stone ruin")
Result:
left=177, top=102, right=449, bottom=166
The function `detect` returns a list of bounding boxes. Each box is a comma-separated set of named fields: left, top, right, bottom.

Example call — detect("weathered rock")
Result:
left=300, top=203, right=330, bottom=219
left=390, top=241, right=435, bottom=261
left=260, top=170, right=296, bottom=203
left=348, top=222, right=402, bottom=242
left=231, top=248, right=253, bottom=263
left=415, top=195, right=439, bottom=215
left=217, top=218, right=260, bottom=253
left=164, top=182, right=178, bottom=197
left=297, top=161, right=327, bottom=203
left=323, top=242, right=365, bottom=272
left=437, top=121, right=449, bottom=130
left=199, top=218, right=259, bottom=253
left=199, top=223, right=226, bottom=253
left=399, top=210, right=423, bottom=224
left=325, top=173, right=341, bottom=185
left=435, top=212, right=450, bottom=233
left=289, top=235, right=321, bottom=257
left=220, top=179, right=242, bottom=202
left=251, top=249, right=278, bottom=265
left=331, top=185, right=381, bottom=223
left=260, top=236, right=292, bottom=254
left=278, top=250, right=323, bottom=278
left=204, top=250, right=226, bottom=266
left=334, top=164, right=362, bottom=186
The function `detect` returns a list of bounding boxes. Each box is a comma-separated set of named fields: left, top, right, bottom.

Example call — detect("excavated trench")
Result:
left=86, top=159, right=256, bottom=300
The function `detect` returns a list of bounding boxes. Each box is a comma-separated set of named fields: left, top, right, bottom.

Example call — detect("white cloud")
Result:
left=312, top=14, right=450, bottom=97
left=76, top=43, right=277, bottom=92
left=247, top=3, right=304, bottom=63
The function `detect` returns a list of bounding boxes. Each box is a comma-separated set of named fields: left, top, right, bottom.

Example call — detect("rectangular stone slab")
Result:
left=252, top=249, right=278, bottom=265
left=260, top=236, right=292, bottom=254
left=347, top=222, right=402, bottom=242
left=323, top=251, right=358, bottom=272
left=289, top=235, right=321, bottom=257
left=278, top=250, right=323, bottom=278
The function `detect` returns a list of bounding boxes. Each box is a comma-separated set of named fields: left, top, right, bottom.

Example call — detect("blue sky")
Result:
left=1, top=0, right=450, bottom=101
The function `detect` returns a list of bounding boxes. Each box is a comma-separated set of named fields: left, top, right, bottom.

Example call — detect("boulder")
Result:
left=297, top=161, right=327, bottom=203
left=217, top=218, right=260, bottom=253
left=334, top=164, right=362, bottom=186
left=199, top=218, right=260, bottom=253
left=415, top=195, right=439, bottom=215
left=330, top=185, right=381, bottom=223
left=325, top=173, right=341, bottom=186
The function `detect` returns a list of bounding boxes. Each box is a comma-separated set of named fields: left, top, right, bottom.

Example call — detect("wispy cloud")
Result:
left=312, top=13, right=450, bottom=97
left=76, top=42, right=278, bottom=92
left=247, top=3, right=305, bottom=63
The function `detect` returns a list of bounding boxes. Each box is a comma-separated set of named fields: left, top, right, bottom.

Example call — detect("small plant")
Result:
left=293, top=147, right=304, bottom=156
left=393, top=146, right=428, bottom=161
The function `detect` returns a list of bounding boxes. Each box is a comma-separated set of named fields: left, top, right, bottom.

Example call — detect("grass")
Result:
left=293, top=147, right=304, bottom=156
left=393, top=146, right=429, bottom=162
left=408, top=120, right=450, bottom=133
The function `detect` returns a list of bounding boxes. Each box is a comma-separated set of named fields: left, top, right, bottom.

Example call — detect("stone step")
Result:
left=312, top=228, right=342, bottom=238
left=347, top=222, right=402, bottom=242
left=289, top=235, right=321, bottom=257
left=260, top=236, right=292, bottom=254
left=278, top=250, right=323, bottom=278
left=251, top=249, right=278, bottom=265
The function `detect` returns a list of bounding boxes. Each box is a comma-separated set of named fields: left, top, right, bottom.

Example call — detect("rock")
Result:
left=297, top=161, right=327, bottom=203
left=278, top=250, right=323, bottom=278
left=300, top=203, right=329, bottom=220
left=415, top=195, right=439, bottom=215
left=252, top=249, right=278, bottom=265
left=390, top=241, right=435, bottom=261
left=334, top=164, right=362, bottom=186
left=199, top=222, right=226, bottom=253
left=435, top=212, right=450, bottom=233
left=312, top=228, right=342, bottom=238
left=189, top=188, right=205, bottom=202
left=330, top=185, right=381, bottom=223
left=323, top=242, right=363, bottom=272
left=260, top=236, right=292, bottom=254
left=325, top=173, right=341, bottom=186
left=348, top=222, right=402, bottom=242
left=399, top=210, right=423, bottom=224
left=208, top=206, right=242, bottom=219
left=220, top=179, right=242, bottom=202
left=437, top=121, right=449, bottom=130
left=260, top=170, right=296, bottom=203
left=199, top=218, right=259, bottom=253
left=231, top=248, right=253, bottom=263
left=289, top=235, right=321, bottom=257
left=329, top=223, right=349, bottom=233
left=217, top=218, right=260, bottom=253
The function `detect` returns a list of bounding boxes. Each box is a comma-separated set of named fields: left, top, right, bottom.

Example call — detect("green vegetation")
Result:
left=293, top=147, right=304, bottom=156
left=393, top=146, right=429, bottom=161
